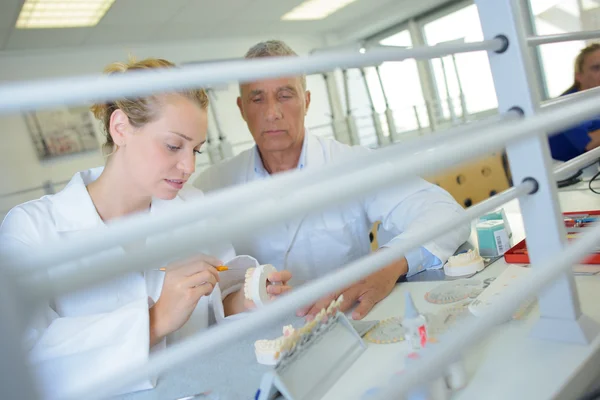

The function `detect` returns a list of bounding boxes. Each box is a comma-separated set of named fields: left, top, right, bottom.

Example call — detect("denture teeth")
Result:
left=448, top=249, right=482, bottom=267
left=243, top=267, right=255, bottom=300
left=316, top=309, right=326, bottom=322
left=255, top=298, right=346, bottom=365
left=326, top=302, right=335, bottom=314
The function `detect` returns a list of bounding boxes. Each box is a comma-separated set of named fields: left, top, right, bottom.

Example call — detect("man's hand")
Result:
left=296, top=257, right=408, bottom=320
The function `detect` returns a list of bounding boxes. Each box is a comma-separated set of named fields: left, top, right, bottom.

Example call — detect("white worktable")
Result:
left=117, top=186, right=599, bottom=400
left=324, top=186, right=600, bottom=400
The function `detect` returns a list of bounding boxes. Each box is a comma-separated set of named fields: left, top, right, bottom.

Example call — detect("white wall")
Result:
left=0, top=34, right=335, bottom=216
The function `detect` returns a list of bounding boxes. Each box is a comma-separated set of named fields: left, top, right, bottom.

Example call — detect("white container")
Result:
left=403, top=292, right=428, bottom=350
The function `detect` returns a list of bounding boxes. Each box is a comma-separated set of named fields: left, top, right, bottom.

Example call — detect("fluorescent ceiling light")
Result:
left=281, top=0, right=359, bottom=21
left=16, top=0, right=116, bottom=29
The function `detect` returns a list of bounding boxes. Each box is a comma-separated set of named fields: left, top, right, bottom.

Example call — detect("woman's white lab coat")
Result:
left=194, top=131, right=471, bottom=285
left=0, top=168, right=239, bottom=399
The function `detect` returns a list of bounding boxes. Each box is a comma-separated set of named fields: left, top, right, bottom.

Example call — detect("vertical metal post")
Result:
left=425, top=100, right=438, bottom=132
left=204, top=90, right=223, bottom=164
left=413, top=105, right=423, bottom=134
left=203, top=96, right=222, bottom=164
left=375, top=66, right=400, bottom=142
left=345, top=116, right=361, bottom=146
left=384, top=109, right=400, bottom=141
left=342, top=69, right=352, bottom=120
left=458, top=92, right=468, bottom=122
left=408, top=19, right=441, bottom=124
left=360, top=68, right=389, bottom=147
left=207, top=89, right=233, bottom=159
left=522, top=0, right=550, bottom=100
left=451, top=54, right=468, bottom=122
left=475, top=0, right=598, bottom=344
left=322, top=72, right=351, bottom=145
left=206, top=89, right=224, bottom=142
left=440, top=56, right=457, bottom=123
left=375, top=66, right=390, bottom=108
left=342, top=69, right=361, bottom=145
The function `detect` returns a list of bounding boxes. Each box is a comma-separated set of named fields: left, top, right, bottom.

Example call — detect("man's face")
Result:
left=577, top=50, right=600, bottom=91
left=237, top=76, right=310, bottom=153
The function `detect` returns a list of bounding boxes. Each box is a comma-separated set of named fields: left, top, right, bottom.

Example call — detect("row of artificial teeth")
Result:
left=255, top=337, right=285, bottom=351
left=279, top=295, right=345, bottom=354
left=254, top=325, right=296, bottom=355
left=448, top=249, right=480, bottom=266
left=243, top=268, right=255, bottom=301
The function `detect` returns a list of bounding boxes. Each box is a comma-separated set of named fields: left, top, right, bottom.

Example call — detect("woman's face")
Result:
left=577, top=49, right=600, bottom=91
left=115, top=94, right=207, bottom=200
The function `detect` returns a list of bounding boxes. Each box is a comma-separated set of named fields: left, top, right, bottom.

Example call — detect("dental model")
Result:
left=254, top=325, right=296, bottom=365
left=277, top=295, right=344, bottom=357
left=443, top=249, right=485, bottom=278
left=244, top=264, right=278, bottom=308
left=254, top=296, right=345, bottom=365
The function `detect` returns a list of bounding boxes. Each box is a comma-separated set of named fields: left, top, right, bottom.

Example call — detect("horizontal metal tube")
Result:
left=540, top=86, right=600, bottom=110
left=553, top=146, right=600, bottom=178
left=528, top=30, right=600, bottom=46
left=0, top=39, right=505, bottom=115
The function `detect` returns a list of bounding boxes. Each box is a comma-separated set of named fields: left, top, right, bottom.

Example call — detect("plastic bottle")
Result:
left=403, top=292, right=428, bottom=350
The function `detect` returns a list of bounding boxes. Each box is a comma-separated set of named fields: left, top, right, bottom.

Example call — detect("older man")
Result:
left=194, top=40, right=471, bottom=320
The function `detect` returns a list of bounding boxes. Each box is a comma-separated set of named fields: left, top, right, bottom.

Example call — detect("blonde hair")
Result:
left=563, top=43, right=600, bottom=95
left=244, top=40, right=306, bottom=90
left=90, top=57, right=209, bottom=156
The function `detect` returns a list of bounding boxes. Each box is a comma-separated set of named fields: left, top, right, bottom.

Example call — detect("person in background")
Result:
left=550, top=43, right=600, bottom=161
left=0, top=57, right=291, bottom=399
left=194, top=40, right=470, bottom=322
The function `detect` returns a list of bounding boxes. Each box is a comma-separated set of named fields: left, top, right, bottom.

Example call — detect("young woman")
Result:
left=0, top=58, right=291, bottom=399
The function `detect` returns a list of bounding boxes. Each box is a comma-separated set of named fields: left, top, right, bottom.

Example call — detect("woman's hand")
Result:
left=149, top=254, right=222, bottom=346
left=224, top=270, right=293, bottom=316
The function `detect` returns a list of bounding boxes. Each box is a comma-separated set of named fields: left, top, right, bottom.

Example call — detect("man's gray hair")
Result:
left=244, top=40, right=307, bottom=90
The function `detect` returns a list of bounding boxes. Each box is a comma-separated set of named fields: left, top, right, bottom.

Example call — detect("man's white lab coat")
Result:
left=194, top=132, right=471, bottom=285
left=0, top=168, right=239, bottom=399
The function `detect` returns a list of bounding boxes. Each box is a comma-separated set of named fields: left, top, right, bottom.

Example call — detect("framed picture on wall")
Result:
left=23, top=106, right=99, bottom=160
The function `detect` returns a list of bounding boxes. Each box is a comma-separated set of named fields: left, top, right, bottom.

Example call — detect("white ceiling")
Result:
left=0, top=0, right=450, bottom=52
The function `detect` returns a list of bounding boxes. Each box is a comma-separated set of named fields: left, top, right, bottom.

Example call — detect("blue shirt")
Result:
left=549, top=87, right=600, bottom=162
